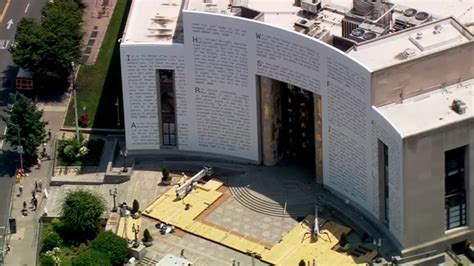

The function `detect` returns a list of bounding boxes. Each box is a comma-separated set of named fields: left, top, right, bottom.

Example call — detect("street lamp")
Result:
left=109, top=188, right=118, bottom=212
left=132, top=223, right=140, bottom=248
left=71, top=62, right=80, bottom=146
left=120, top=149, right=128, bottom=172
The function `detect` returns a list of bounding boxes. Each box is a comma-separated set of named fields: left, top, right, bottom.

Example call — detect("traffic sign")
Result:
left=17, top=145, right=24, bottom=154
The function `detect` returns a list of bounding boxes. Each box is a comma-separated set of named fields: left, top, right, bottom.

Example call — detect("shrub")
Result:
left=91, top=231, right=128, bottom=266
left=41, top=231, right=63, bottom=252
left=340, top=232, right=349, bottom=246
left=162, top=168, right=170, bottom=181
left=72, top=249, right=111, bottom=266
left=40, top=254, right=56, bottom=266
left=61, top=189, right=106, bottom=240
left=298, top=260, right=306, bottom=266
left=132, top=199, right=139, bottom=214
left=58, top=134, right=89, bottom=162
left=143, top=229, right=153, bottom=242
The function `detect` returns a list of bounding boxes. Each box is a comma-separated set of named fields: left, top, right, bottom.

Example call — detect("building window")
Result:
left=445, top=146, right=467, bottom=230
left=378, top=140, right=389, bottom=224
left=157, top=70, right=176, bottom=147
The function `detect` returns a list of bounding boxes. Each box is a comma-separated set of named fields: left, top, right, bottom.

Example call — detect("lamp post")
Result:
left=132, top=223, right=140, bottom=248
left=120, top=149, right=127, bottom=172
left=115, top=97, right=120, bottom=126
left=109, top=188, right=118, bottom=212
left=71, top=62, right=80, bottom=146
left=14, top=124, right=23, bottom=170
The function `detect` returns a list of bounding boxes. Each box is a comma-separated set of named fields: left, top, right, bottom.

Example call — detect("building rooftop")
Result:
left=122, top=0, right=474, bottom=45
left=347, top=18, right=473, bottom=71
left=379, top=79, right=474, bottom=138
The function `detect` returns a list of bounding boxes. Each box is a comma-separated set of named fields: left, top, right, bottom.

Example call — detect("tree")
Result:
left=132, top=199, right=139, bottom=214
left=91, top=231, right=128, bottom=266
left=0, top=94, right=46, bottom=160
left=10, top=0, right=82, bottom=86
left=40, top=254, right=56, bottom=266
left=61, top=189, right=106, bottom=238
left=41, top=231, right=63, bottom=252
left=72, top=249, right=111, bottom=266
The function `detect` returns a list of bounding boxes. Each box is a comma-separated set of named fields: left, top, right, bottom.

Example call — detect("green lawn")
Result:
left=64, top=0, right=131, bottom=129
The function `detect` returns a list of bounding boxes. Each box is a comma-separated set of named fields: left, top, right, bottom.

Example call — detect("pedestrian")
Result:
left=18, top=184, right=23, bottom=196
left=180, top=249, right=185, bottom=258
left=39, top=180, right=43, bottom=191
left=37, top=158, right=41, bottom=169
left=35, top=181, right=38, bottom=191
left=47, top=129, right=52, bottom=140
left=33, top=198, right=38, bottom=211
left=22, top=201, right=27, bottom=210
left=31, top=188, right=36, bottom=200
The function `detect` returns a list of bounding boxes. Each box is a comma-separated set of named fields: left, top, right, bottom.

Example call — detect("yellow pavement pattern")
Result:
left=144, top=180, right=364, bottom=265
left=117, top=216, right=142, bottom=242
left=264, top=216, right=362, bottom=265
left=0, top=0, right=10, bottom=23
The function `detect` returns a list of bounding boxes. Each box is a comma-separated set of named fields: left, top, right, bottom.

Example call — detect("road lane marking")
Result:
left=24, top=3, right=30, bottom=13
left=0, top=0, right=11, bottom=23
left=6, top=18, right=13, bottom=30
left=0, top=39, right=10, bottom=49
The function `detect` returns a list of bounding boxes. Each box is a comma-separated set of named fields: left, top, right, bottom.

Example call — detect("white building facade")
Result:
left=120, top=0, right=473, bottom=259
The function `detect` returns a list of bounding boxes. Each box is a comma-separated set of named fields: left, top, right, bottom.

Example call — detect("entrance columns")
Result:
left=260, top=76, right=282, bottom=166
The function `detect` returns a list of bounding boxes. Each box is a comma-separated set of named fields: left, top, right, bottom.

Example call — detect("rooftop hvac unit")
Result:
left=301, top=0, right=321, bottom=14
left=349, top=26, right=382, bottom=42
left=294, top=19, right=317, bottom=34
left=394, top=9, right=432, bottom=31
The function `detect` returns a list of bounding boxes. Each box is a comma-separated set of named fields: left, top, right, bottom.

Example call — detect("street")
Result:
left=0, top=0, right=48, bottom=260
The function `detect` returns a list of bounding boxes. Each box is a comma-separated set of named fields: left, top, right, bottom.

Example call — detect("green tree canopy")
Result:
left=61, top=189, right=106, bottom=237
left=10, top=0, right=82, bottom=85
left=1, top=94, right=46, bottom=159
left=72, top=249, right=111, bottom=266
left=91, top=231, right=128, bottom=266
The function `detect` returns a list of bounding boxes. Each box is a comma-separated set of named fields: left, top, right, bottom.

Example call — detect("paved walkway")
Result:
left=3, top=106, right=65, bottom=266
left=81, top=0, right=117, bottom=65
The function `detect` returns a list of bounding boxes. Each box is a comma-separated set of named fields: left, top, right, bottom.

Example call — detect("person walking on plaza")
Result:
left=38, top=180, right=43, bottom=191
left=32, top=198, right=38, bottom=211
left=37, top=158, right=41, bottom=169
left=47, top=128, right=52, bottom=140
left=18, top=184, right=23, bottom=196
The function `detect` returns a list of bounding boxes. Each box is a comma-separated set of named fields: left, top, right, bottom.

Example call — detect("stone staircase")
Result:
left=138, top=256, right=161, bottom=265
left=228, top=184, right=315, bottom=217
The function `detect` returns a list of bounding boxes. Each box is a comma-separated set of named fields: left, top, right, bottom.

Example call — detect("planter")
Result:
left=142, top=241, right=153, bottom=247
left=161, top=180, right=171, bottom=186
left=132, top=212, right=141, bottom=219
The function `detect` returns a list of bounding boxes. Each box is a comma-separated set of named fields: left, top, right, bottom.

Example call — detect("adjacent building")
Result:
left=120, top=0, right=474, bottom=261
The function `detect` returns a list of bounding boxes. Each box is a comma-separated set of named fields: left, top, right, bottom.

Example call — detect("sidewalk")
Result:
left=3, top=106, right=66, bottom=266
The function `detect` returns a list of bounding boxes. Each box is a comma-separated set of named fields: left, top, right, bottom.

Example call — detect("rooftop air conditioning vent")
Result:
left=362, top=31, right=377, bottom=40
left=351, top=28, right=365, bottom=37
left=415, top=11, right=429, bottom=21
left=300, top=19, right=307, bottom=24
left=451, top=99, right=467, bottom=115
left=403, top=8, right=417, bottom=17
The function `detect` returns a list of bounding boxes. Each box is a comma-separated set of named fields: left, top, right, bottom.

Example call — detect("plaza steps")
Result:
left=139, top=256, right=161, bottom=265
left=229, top=184, right=314, bottom=218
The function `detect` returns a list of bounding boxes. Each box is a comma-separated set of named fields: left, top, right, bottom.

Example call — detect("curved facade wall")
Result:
left=120, top=11, right=404, bottom=247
